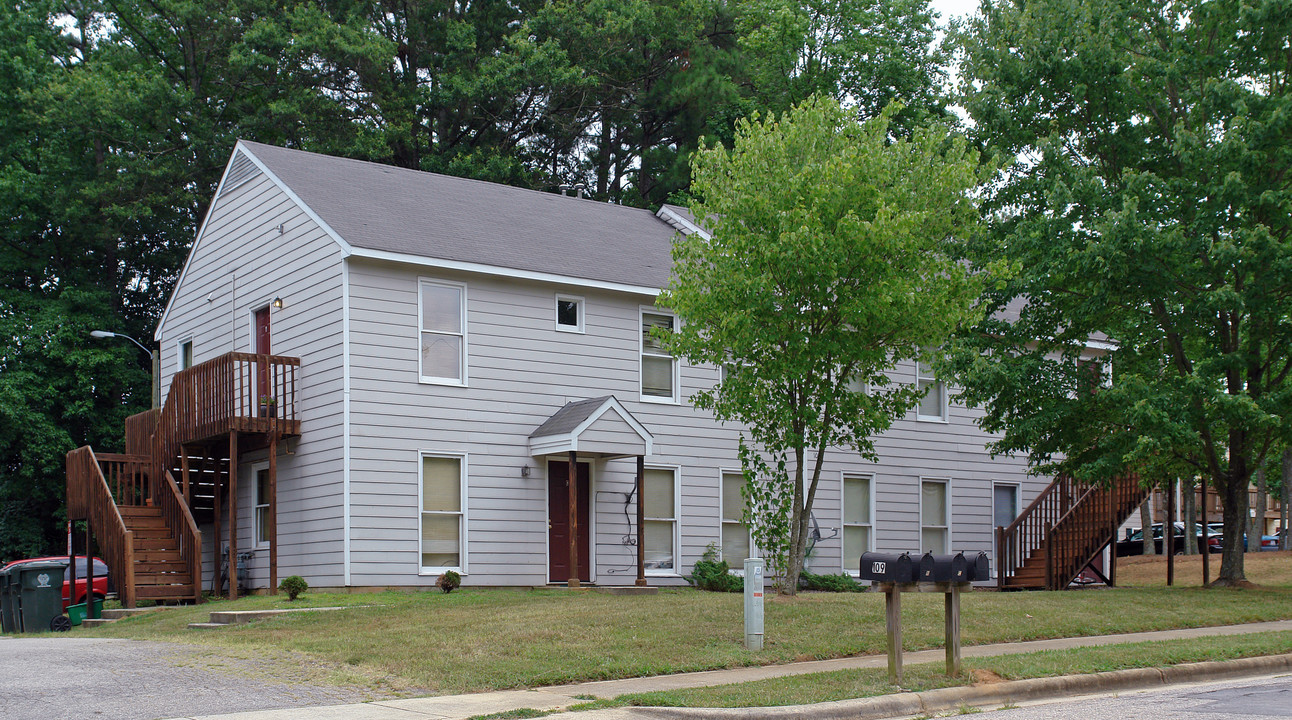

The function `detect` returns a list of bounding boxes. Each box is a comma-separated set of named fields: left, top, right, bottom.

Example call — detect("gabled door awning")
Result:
left=528, top=396, right=654, bottom=459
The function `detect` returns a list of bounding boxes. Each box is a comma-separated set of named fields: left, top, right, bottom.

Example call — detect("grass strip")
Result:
left=607, top=630, right=1292, bottom=708
left=89, top=583, right=1292, bottom=694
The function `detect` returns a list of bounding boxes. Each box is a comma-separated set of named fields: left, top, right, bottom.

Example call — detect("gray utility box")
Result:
left=858, top=552, right=918, bottom=583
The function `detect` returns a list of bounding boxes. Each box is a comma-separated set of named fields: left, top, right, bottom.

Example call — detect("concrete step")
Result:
left=100, top=607, right=155, bottom=620
left=80, top=618, right=116, bottom=628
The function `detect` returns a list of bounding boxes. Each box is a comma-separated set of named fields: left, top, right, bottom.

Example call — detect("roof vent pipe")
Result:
left=559, top=184, right=571, bottom=196
left=574, top=183, right=586, bottom=199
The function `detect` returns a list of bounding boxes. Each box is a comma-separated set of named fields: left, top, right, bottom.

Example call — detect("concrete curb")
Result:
left=630, top=654, right=1292, bottom=720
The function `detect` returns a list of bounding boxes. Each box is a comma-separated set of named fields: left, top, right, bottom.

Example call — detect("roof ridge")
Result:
left=237, top=139, right=663, bottom=220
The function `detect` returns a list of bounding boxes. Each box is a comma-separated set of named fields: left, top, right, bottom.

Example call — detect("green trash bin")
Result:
left=0, top=566, right=13, bottom=634
left=14, top=560, right=71, bottom=632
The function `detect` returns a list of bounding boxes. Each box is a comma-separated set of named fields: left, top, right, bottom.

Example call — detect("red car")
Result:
left=2, top=556, right=110, bottom=610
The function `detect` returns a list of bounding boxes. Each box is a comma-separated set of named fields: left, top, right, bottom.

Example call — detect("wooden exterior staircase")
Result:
left=996, top=474, right=1148, bottom=590
left=67, top=352, right=300, bottom=607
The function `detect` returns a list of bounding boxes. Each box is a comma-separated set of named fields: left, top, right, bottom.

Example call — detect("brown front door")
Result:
left=255, top=306, right=271, bottom=402
left=548, top=460, right=591, bottom=583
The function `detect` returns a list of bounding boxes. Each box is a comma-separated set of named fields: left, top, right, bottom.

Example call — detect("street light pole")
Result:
left=90, top=330, right=160, bottom=408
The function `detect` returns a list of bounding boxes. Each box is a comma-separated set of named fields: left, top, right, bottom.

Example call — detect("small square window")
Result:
left=556, top=295, right=584, bottom=332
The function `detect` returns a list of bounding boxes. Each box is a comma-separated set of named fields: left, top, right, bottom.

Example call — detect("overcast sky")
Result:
left=929, top=0, right=982, bottom=24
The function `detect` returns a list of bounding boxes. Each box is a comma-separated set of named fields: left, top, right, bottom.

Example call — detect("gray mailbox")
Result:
left=858, top=552, right=918, bottom=583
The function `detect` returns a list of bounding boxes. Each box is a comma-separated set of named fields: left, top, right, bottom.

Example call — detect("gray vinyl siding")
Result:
left=346, top=258, right=1043, bottom=587
left=155, top=160, right=348, bottom=589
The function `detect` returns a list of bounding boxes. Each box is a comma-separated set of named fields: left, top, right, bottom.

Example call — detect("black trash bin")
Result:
left=14, top=560, right=71, bottom=632
left=0, top=565, right=14, bottom=633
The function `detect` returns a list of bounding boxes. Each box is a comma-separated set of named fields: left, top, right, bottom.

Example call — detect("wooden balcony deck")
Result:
left=160, top=352, right=301, bottom=450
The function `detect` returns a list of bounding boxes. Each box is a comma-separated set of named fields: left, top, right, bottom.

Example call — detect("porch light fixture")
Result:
left=272, top=296, right=283, bottom=309
left=521, top=465, right=531, bottom=478
left=91, top=329, right=160, bottom=409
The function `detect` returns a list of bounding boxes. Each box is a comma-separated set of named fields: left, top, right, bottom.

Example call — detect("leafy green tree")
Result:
left=951, top=0, right=1292, bottom=585
left=735, top=0, right=950, bottom=131
left=659, top=97, right=988, bottom=594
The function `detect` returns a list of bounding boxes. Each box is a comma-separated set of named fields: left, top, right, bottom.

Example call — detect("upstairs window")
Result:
left=419, top=280, right=466, bottom=384
left=916, top=360, right=947, bottom=421
left=179, top=338, right=194, bottom=370
left=641, top=310, right=677, bottom=401
left=555, top=294, right=584, bottom=333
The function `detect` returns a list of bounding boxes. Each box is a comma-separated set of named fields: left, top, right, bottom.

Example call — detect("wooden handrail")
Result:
left=159, top=468, right=202, bottom=604
left=66, top=447, right=137, bottom=608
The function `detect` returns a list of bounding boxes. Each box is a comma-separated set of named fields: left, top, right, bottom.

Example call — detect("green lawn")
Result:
left=86, top=583, right=1292, bottom=695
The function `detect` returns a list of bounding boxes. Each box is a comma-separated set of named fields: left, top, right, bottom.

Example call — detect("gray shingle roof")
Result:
left=240, top=141, right=677, bottom=290
left=529, top=396, right=617, bottom=439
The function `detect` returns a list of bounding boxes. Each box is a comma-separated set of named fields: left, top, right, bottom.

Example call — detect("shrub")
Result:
left=279, top=575, right=308, bottom=601
left=799, top=571, right=865, bottom=593
left=686, top=544, right=744, bottom=593
left=436, top=570, right=461, bottom=593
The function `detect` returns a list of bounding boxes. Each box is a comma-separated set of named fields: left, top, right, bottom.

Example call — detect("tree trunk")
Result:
left=1182, top=478, right=1197, bottom=555
left=1253, top=466, right=1267, bottom=547
left=1214, top=472, right=1249, bottom=586
left=1140, top=497, right=1155, bottom=556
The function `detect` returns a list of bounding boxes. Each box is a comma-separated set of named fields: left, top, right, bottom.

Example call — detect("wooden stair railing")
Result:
left=997, top=474, right=1147, bottom=590
left=66, top=447, right=137, bottom=608
left=158, top=468, right=202, bottom=603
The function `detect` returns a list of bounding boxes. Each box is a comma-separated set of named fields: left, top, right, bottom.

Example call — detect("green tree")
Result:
left=951, top=0, right=1292, bottom=585
left=659, top=97, right=988, bottom=594
left=736, top=0, right=950, bottom=131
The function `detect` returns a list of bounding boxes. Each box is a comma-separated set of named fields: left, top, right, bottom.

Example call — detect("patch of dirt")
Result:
left=970, top=669, right=1006, bottom=685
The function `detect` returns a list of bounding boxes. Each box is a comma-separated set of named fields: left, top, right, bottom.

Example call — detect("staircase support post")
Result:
left=228, top=430, right=239, bottom=601
left=269, top=432, right=278, bottom=595
left=1044, top=523, right=1054, bottom=591
left=180, top=446, right=191, bottom=505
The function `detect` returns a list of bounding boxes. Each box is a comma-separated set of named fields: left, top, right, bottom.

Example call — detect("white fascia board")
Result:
left=529, top=433, right=577, bottom=457
left=1085, top=339, right=1117, bottom=352
left=349, top=246, right=661, bottom=298
left=153, top=141, right=355, bottom=341
left=655, top=205, right=710, bottom=240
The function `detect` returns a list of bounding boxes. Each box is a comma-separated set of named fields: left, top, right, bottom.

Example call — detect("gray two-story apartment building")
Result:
left=70, top=140, right=1061, bottom=603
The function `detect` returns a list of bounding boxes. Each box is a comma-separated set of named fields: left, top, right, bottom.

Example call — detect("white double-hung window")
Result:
left=916, top=359, right=947, bottom=421
left=641, top=310, right=678, bottom=401
left=720, top=471, right=752, bottom=563
left=419, top=279, right=466, bottom=384
left=843, top=474, right=873, bottom=571
left=420, top=453, right=466, bottom=573
left=643, top=467, right=679, bottom=573
left=920, top=479, right=950, bottom=553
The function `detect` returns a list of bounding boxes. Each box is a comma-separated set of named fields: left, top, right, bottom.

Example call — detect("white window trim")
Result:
left=919, top=477, right=952, bottom=554
left=643, top=464, right=682, bottom=577
left=177, top=336, right=194, bottom=372
left=915, top=360, right=948, bottom=423
left=554, top=293, right=585, bottom=334
left=251, top=461, right=270, bottom=549
left=417, top=278, right=469, bottom=387
left=640, top=307, right=680, bottom=404
left=842, top=472, right=875, bottom=576
left=719, top=468, right=755, bottom=567
left=418, top=451, right=468, bottom=575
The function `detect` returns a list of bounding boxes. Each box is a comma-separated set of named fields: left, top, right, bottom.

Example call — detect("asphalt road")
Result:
left=960, top=672, right=1292, bottom=720
left=0, top=636, right=389, bottom=720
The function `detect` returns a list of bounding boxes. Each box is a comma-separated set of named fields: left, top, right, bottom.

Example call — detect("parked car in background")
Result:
left=1115, top=523, right=1212, bottom=557
left=1, top=556, right=110, bottom=610
left=1204, top=526, right=1282, bottom=553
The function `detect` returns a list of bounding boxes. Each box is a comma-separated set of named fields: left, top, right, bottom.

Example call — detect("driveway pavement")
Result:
left=0, top=636, right=390, bottom=720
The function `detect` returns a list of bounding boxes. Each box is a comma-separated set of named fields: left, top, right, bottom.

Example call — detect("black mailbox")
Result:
left=859, top=552, right=917, bottom=583
left=968, top=551, right=990, bottom=581
left=919, top=552, right=969, bottom=582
